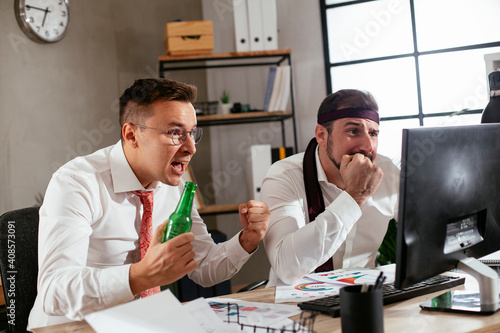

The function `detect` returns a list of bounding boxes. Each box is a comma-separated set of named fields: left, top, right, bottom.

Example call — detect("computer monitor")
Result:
left=395, top=123, right=500, bottom=314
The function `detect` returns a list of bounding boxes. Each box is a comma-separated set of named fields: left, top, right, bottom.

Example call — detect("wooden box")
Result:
left=164, top=20, right=214, bottom=56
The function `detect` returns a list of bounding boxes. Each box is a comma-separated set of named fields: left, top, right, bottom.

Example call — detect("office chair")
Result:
left=0, top=207, right=40, bottom=333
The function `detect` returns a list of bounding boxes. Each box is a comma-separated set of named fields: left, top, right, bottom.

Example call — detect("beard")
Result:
left=326, top=135, right=373, bottom=170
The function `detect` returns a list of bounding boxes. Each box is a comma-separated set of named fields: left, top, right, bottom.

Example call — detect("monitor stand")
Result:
left=420, top=257, right=500, bottom=314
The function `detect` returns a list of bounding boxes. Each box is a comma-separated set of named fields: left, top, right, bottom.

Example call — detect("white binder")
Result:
left=277, top=65, right=291, bottom=111
left=261, top=0, right=278, bottom=50
left=246, top=0, right=264, bottom=51
left=250, top=144, right=272, bottom=201
left=263, top=66, right=278, bottom=111
left=232, top=0, right=250, bottom=52
left=268, top=66, right=283, bottom=111
left=268, top=65, right=291, bottom=111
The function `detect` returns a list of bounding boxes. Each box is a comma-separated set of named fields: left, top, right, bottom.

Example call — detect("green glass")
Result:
left=162, top=182, right=197, bottom=243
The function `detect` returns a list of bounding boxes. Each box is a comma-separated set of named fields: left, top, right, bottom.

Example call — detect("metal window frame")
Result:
left=319, top=0, right=500, bottom=125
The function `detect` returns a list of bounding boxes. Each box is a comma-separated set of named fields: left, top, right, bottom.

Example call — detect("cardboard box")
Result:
left=164, top=20, right=214, bottom=56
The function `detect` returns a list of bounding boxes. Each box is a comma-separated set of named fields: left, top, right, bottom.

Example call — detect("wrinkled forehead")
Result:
left=149, top=100, right=197, bottom=128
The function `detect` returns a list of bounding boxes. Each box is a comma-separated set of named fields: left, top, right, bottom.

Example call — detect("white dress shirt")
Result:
left=28, top=141, right=252, bottom=329
left=261, top=147, right=399, bottom=286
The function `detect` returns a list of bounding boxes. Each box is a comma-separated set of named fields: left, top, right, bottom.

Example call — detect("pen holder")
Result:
left=340, top=285, right=384, bottom=333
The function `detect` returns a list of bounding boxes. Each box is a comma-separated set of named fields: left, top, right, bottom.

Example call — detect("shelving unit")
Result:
left=197, top=203, right=240, bottom=217
left=158, top=49, right=298, bottom=216
left=196, top=110, right=293, bottom=126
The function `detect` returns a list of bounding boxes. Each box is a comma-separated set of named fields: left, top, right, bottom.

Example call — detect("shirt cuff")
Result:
left=326, top=190, right=362, bottom=229
left=99, top=264, right=135, bottom=306
left=226, top=231, right=254, bottom=268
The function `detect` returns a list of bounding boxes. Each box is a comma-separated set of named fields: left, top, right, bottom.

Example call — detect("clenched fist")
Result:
left=238, top=200, right=270, bottom=253
left=340, top=153, right=383, bottom=207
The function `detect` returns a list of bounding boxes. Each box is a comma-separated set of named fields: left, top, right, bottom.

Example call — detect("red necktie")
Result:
left=133, top=190, right=161, bottom=297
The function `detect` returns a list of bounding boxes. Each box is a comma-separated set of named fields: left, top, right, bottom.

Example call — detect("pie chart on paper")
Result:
left=295, top=282, right=336, bottom=291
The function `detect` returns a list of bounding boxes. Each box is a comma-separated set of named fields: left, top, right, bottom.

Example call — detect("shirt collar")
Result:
left=109, top=140, right=161, bottom=193
left=315, top=145, right=329, bottom=184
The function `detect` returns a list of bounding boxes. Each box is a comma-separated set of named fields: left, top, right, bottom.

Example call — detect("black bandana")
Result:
left=318, top=107, right=379, bottom=125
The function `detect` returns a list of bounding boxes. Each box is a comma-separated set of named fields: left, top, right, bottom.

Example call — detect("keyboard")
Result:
left=298, top=275, right=466, bottom=318
left=481, top=259, right=500, bottom=267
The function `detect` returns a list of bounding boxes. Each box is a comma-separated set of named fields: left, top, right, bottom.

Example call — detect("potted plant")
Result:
left=219, top=90, right=232, bottom=115
left=376, top=218, right=397, bottom=265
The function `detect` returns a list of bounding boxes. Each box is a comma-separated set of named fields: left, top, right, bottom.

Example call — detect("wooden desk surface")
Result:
left=31, top=274, right=500, bottom=333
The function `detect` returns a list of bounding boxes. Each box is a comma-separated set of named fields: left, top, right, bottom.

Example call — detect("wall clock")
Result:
left=14, top=0, right=70, bottom=43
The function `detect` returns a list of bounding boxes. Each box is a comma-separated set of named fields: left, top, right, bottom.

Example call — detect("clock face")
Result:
left=15, top=0, right=70, bottom=43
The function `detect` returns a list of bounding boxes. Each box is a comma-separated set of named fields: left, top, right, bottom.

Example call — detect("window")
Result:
left=320, top=0, right=500, bottom=162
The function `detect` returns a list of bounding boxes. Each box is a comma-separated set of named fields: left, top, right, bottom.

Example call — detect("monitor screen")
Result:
left=395, top=123, right=500, bottom=313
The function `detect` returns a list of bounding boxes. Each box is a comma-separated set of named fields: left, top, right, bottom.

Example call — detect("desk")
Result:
left=31, top=274, right=500, bottom=333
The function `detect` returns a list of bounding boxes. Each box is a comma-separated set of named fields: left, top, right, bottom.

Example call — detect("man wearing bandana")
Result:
left=261, top=89, right=399, bottom=286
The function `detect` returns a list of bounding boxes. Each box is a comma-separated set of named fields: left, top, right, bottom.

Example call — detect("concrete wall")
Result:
left=0, top=0, right=326, bottom=290
left=198, top=0, right=326, bottom=288
left=0, top=0, right=204, bottom=212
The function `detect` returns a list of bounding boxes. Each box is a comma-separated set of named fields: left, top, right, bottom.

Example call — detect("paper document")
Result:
left=275, top=277, right=341, bottom=303
left=307, top=267, right=395, bottom=286
left=208, top=297, right=301, bottom=327
left=85, top=290, right=205, bottom=333
left=183, top=297, right=236, bottom=333
left=275, top=267, right=396, bottom=303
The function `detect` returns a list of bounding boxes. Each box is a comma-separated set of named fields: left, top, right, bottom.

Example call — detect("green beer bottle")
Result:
left=162, top=182, right=197, bottom=243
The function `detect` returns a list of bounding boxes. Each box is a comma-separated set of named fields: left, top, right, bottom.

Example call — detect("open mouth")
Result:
left=171, top=161, right=187, bottom=174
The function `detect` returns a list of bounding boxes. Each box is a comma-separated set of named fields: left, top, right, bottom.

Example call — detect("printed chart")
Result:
left=307, top=268, right=395, bottom=286
left=275, top=277, right=341, bottom=303
left=208, top=298, right=301, bottom=326
left=275, top=268, right=395, bottom=303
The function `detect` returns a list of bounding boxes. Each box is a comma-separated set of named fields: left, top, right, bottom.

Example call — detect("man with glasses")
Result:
left=28, top=78, right=270, bottom=329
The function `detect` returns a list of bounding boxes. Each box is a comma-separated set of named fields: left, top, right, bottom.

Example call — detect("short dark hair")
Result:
left=317, top=89, right=378, bottom=131
left=119, top=78, right=197, bottom=128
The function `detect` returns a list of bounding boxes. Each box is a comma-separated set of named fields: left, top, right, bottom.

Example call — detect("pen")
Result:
left=374, top=272, right=384, bottom=290
left=378, top=276, right=387, bottom=289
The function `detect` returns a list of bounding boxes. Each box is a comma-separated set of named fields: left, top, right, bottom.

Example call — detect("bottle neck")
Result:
left=174, top=182, right=197, bottom=215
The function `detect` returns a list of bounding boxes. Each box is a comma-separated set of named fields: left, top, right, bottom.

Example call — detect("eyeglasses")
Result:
left=131, top=124, right=203, bottom=146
